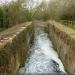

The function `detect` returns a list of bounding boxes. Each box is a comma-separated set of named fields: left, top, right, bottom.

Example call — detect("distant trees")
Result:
left=0, top=0, right=33, bottom=28
left=33, top=0, right=75, bottom=21
left=46, top=0, right=75, bottom=20
left=58, top=0, right=75, bottom=20
left=0, top=7, right=4, bottom=28
left=33, top=1, right=50, bottom=20
left=32, top=0, right=60, bottom=20
left=0, top=0, right=75, bottom=29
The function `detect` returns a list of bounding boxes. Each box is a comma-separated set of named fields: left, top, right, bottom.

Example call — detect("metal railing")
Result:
left=57, top=20, right=75, bottom=25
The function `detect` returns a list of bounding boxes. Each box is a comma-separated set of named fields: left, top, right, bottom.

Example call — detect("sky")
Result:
left=0, top=0, right=50, bottom=6
left=0, top=0, right=50, bottom=4
left=0, top=0, right=16, bottom=5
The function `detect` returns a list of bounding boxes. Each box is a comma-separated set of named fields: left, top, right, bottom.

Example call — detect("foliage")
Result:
left=33, top=0, right=75, bottom=21
left=0, top=0, right=32, bottom=28
left=0, top=0, right=75, bottom=29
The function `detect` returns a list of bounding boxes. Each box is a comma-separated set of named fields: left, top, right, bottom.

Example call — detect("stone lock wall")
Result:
left=47, top=21, right=75, bottom=74
left=0, top=22, right=34, bottom=74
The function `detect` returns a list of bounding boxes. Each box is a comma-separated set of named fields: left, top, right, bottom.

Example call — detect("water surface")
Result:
left=19, top=23, right=67, bottom=75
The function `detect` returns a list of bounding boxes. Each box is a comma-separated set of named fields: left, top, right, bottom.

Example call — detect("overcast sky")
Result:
left=0, top=0, right=50, bottom=6
left=0, top=0, right=16, bottom=5
left=0, top=0, right=50, bottom=3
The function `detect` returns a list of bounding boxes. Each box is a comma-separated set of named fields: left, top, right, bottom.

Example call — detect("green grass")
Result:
left=0, top=28, right=3, bottom=32
left=67, top=25, right=75, bottom=30
left=0, top=28, right=7, bottom=32
left=60, top=22, right=75, bottom=30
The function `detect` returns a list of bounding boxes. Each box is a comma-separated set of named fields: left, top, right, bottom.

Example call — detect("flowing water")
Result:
left=19, top=23, right=67, bottom=75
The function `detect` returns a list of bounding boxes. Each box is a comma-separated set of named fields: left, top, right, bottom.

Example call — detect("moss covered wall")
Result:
left=47, top=21, right=75, bottom=74
left=0, top=22, right=34, bottom=74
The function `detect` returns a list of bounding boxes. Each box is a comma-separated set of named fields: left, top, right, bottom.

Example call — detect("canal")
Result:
left=18, top=22, right=67, bottom=75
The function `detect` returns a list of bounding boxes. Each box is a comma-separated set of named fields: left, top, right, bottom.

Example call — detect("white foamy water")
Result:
left=19, top=24, right=67, bottom=75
